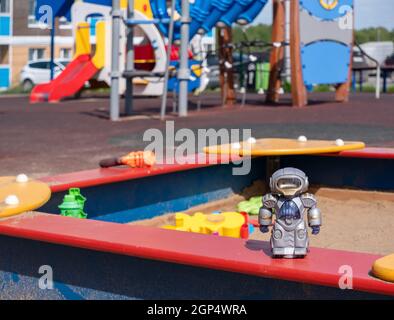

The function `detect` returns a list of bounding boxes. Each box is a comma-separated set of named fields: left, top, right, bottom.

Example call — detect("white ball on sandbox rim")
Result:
left=247, top=137, right=257, bottom=144
left=298, top=135, right=308, bottom=142
left=5, top=195, right=20, bottom=206
left=16, top=174, right=29, bottom=183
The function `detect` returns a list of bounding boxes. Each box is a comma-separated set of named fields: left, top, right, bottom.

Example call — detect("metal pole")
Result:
left=359, top=70, right=363, bottom=92
left=110, top=0, right=121, bottom=121
left=50, top=15, right=55, bottom=81
left=160, top=0, right=176, bottom=120
left=284, top=0, right=291, bottom=83
left=376, top=65, right=381, bottom=99
left=178, top=0, right=190, bottom=117
left=125, top=0, right=134, bottom=115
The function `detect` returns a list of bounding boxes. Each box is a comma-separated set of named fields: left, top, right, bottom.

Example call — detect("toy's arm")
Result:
left=258, top=194, right=277, bottom=233
left=301, top=193, right=322, bottom=235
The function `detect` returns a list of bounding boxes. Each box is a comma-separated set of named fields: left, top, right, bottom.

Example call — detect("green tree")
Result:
left=233, top=24, right=272, bottom=44
left=355, top=27, right=394, bottom=44
left=232, top=24, right=394, bottom=45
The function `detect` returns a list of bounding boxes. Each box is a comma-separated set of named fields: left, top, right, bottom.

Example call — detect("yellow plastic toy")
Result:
left=372, top=254, right=394, bottom=283
left=163, top=212, right=250, bottom=239
left=0, top=176, right=51, bottom=218
left=204, top=138, right=365, bottom=157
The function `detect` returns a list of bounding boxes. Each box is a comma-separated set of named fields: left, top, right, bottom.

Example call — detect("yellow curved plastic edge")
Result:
left=92, top=21, right=106, bottom=69
left=191, top=64, right=202, bottom=77
left=320, top=0, right=339, bottom=10
left=0, top=177, right=51, bottom=218
left=135, top=59, right=156, bottom=63
left=75, top=22, right=91, bottom=57
left=121, top=0, right=154, bottom=18
left=372, top=254, right=394, bottom=283
left=203, top=138, right=365, bottom=157
left=133, top=79, right=149, bottom=85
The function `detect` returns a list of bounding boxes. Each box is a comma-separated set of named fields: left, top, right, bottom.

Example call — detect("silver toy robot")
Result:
left=259, top=168, right=322, bottom=258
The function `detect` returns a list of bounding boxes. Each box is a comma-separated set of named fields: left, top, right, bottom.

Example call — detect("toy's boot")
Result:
left=271, top=219, right=309, bottom=258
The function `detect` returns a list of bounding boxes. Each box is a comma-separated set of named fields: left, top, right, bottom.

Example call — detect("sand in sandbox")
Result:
left=129, top=181, right=394, bottom=256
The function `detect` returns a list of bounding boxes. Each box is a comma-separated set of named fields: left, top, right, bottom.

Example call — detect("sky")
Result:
left=253, top=0, right=394, bottom=30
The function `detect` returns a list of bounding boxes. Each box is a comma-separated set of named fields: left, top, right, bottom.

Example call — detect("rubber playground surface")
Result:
left=1, top=92, right=394, bottom=178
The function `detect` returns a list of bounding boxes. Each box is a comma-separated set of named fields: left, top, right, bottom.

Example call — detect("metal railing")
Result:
left=355, top=42, right=381, bottom=99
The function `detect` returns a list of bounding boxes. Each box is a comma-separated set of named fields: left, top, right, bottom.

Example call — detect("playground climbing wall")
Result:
left=299, top=0, right=353, bottom=86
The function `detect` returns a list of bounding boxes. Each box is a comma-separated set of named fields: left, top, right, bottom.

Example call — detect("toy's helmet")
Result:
left=270, top=167, right=309, bottom=197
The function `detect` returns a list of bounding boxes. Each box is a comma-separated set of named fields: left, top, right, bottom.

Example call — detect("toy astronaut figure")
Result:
left=259, top=168, right=322, bottom=258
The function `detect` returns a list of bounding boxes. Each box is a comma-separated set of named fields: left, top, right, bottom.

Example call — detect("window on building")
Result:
left=29, top=48, right=45, bottom=61
left=28, top=0, right=38, bottom=25
left=0, top=0, right=10, bottom=14
left=0, top=45, right=9, bottom=64
left=59, top=16, right=72, bottom=29
left=60, top=48, right=72, bottom=60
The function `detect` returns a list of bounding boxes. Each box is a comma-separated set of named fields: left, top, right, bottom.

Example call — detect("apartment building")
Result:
left=0, top=0, right=73, bottom=89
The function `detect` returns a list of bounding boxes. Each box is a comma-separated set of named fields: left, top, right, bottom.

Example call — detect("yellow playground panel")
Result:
left=163, top=212, right=247, bottom=238
left=91, top=21, right=106, bottom=69
left=0, top=176, right=51, bottom=219
left=74, top=20, right=106, bottom=69
left=204, top=138, right=366, bottom=157
left=75, top=22, right=91, bottom=57
left=121, top=0, right=153, bottom=18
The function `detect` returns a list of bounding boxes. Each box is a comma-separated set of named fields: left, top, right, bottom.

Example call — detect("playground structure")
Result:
left=30, top=0, right=203, bottom=103
left=29, top=0, right=354, bottom=119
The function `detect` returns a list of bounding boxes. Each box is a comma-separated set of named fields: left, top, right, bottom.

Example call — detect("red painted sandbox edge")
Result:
left=40, top=148, right=394, bottom=193
left=0, top=213, right=392, bottom=297
left=40, top=154, right=242, bottom=192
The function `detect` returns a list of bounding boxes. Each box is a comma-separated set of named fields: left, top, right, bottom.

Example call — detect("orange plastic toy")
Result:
left=100, top=151, right=156, bottom=168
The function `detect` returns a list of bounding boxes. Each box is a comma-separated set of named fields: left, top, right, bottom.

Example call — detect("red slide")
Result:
left=30, top=55, right=99, bottom=103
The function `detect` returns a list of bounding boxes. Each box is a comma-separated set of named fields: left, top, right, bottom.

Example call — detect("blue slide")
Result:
left=237, top=0, right=269, bottom=25
left=150, top=0, right=269, bottom=39
left=190, top=0, right=212, bottom=36
left=199, top=0, right=234, bottom=34
left=219, top=0, right=255, bottom=27
left=36, top=0, right=269, bottom=39
left=150, top=0, right=181, bottom=38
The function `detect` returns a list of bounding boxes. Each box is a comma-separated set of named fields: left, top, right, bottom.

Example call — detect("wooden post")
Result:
left=266, top=0, right=286, bottom=104
left=335, top=48, right=353, bottom=102
left=335, top=9, right=354, bottom=102
left=218, top=27, right=236, bottom=107
left=290, top=0, right=307, bottom=107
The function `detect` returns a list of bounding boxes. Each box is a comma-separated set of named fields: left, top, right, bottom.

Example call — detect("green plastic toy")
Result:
left=58, top=188, right=87, bottom=219
left=255, top=63, right=270, bottom=93
left=237, top=196, right=263, bottom=215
